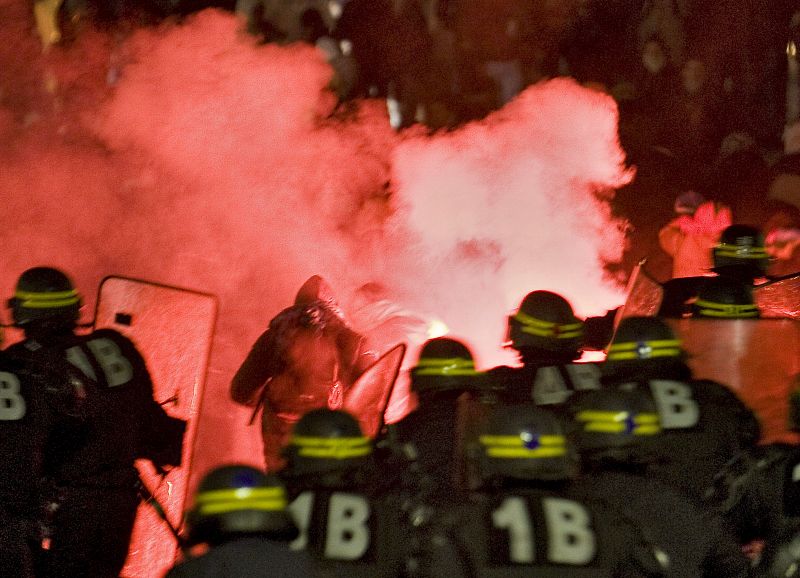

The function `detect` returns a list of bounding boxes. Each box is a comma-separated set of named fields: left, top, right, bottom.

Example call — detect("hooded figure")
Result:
left=231, top=276, right=374, bottom=472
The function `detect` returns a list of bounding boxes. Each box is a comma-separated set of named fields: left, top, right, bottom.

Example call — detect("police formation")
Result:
left=3, top=227, right=797, bottom=577
left=207, top=234, right=782, bottom=578
left=194, top=299, right=760, bottom=577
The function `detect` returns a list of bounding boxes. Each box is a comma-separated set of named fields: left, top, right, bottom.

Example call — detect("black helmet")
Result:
left=569, top=388, right=662, bottom=465
left=283, top=408, right=371, bottom=479
left=9, top=267, right=81, bottom=329
left=507, top=291, right=583, bottom=358
left=410, top=337, right=482, bottom=394
left=712, top=225, right=769, bottom=280
left=602, top=316, right=690, bottom=383
left=185, top=465, right=298, bottom=546
left=474, top=404, right=579, bottom=485
left=692, top=277, right=759, bottom=319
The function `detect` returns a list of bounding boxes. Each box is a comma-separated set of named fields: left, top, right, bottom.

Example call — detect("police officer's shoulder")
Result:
left=87, top=327, right=136, bottom=345
left=166, top=536, right=315, bottom=578
left=689, top=377, right=757, bottom=411
left=86, top=327, right=147, bottom=361
left=487, top=364, right=517, bottom=377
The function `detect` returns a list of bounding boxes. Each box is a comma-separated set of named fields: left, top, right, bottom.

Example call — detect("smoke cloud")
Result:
left=0, top=5, right=631, bottom=473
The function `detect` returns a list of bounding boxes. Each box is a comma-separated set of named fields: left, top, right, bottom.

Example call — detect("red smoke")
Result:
left=0, top=4, right=631, bottom=485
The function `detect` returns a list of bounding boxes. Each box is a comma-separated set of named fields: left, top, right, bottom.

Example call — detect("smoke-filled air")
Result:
left=0, top=5, right=632, bottom=472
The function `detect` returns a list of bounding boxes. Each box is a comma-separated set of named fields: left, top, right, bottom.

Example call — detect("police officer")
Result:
left=568, top=387, right=750, bottom=578
left=5, top=266, right=185, bottom=578
left=389, top=337, right=488, bottom=498
left=415, top=402, right=669, bottom=577
left=712, top=224, right=772, bottom=283
left=690, top=276, right=761, bottom=319
left=601, top=315, right=760, bottom=500
left=706, top=382, right=800, bottom=564
left=0, top=327, right=86, bottom=577
left=659, top=224, right=770, bottom=317
left=490, top=290, right=600, bottom=406
left=166, top=464, right=314, bottom=577
left=282, top=408, right=409, bottom=578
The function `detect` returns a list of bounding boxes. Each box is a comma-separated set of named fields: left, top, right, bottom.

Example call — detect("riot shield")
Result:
left=755, top=273, right=800, bottom=319
left=614, top=259, right=664, bottom=329
left=666, top=318, right=800, bottom=444
left=94, top=276, right=217, bottom=578
left=343, top=343, right=406, bottom=438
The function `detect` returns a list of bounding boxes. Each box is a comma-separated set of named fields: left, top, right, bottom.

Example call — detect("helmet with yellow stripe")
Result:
left=692, top=277, right=759, bottom=319
left=283, top=408, right=372, bottom=479
left=602, top=316, right=691, bottom=384
left=410, top=337, right=484, bottom=394
left=569, top=388, right=662, bottom=466
left=471, top=404, right=579, bottom=487
left=9, top=267, right=81, bottom=331
left=507, top=291, right=583, bottom=361
left=712, top=224, right=770, bottom=280
left=185, top=465, right=298, bottom=546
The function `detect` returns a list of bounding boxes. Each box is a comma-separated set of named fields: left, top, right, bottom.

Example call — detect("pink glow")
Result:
left=1, top=6, right=633, bottom=574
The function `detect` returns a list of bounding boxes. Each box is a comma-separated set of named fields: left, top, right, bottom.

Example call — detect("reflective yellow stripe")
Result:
left=607, top=340, right=682, bottom=352
left=715, top=243, right=768, bottom=259
left=198, top=499, right=287, bottom=515
left=480, top=434, right=566, bottom=459
left=582, top=422, right=661, bottom=435
left=485, top=447, right=567, bottom=458
left=414, top=357, right=479, bottom=376
left=575, top=410, right=661, bottom=435
left=291, top=435, right=372, bottom=459
left=195, top=486, right=288, bottom=514
left=605, top=349, right=682, bottom=361
left=195, top=487, right=285, bottom=503
left=297, top=446, right=372, bottom=459
left=292, top=436, right=369, bottom=447
left=479, top=434, right=565, bottom=447
left=513, top=311, right=583, bottom=339
left=575, top=410, right=659, bottom=423
left=694, top=300, right=759, bottom=318
left=15, top=289, right=79, bottom=309
left=606, top=339, right=682, bottom=361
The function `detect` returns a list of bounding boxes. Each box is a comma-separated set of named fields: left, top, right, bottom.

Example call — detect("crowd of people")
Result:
left=0, top=222, right=798, bottom=577
left=7, top=1, right=800, bottom=575
left=187, top=223, right=798, bottom=577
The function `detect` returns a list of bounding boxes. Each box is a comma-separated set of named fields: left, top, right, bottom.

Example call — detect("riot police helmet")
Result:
left=9, top=267, right=81, bottom=331
left=410, top=337, right=483, bottom=395
left=569, top=387, right=662, bottom=467
left=692, top=277, right=759, bottom=319
left=712, top=224, right=770, bottom=281
left=184, top=464, right=298, bottom=547
left=474, top=403, right=579, bottom=487
left=283, top=408, right=372, bottom=480
left=602, top=316, right=690, bottom=384
left=507, top=290, right=583, bottom=360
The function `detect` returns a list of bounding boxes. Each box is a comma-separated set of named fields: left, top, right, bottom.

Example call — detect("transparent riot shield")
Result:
left=343, top=343, right=406, bottom=438
left=94, top=276, right=217, bottom=578
left=614, top=259, right=664, bottom=330
left=666, top=318, right=800, bottom=444
left=755, top=273, right=800, bottom=319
